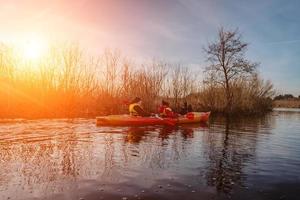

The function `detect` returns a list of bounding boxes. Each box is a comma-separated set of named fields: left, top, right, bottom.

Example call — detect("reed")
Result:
left=190, top=75, right=274, bottom=115
left=273, top=99, right=300, bottom=108
left=0, top=42, right=274, bottom=118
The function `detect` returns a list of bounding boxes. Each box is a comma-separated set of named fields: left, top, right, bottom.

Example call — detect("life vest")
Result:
left=129, top=103, right=139, bottom=116
left=159, top=105, right=172, bottom=117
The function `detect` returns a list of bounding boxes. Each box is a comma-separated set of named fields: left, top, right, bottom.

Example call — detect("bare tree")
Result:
left=102, top=49, right=121, bottom=97
left=204, top=27, right=257, bottom=114
left=164, top=64, right=196, bottom=110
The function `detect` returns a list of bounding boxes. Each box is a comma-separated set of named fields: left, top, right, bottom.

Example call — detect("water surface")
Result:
left=1, top=109, right=300, bottom=200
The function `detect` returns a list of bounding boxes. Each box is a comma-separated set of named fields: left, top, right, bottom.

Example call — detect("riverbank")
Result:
left=273, top=99, right=300, bottom=108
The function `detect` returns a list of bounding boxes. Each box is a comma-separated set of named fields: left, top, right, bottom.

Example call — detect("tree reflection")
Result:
left=204, top=115, right=273, bottom=195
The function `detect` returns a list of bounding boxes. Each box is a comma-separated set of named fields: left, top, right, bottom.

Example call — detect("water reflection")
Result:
left=204, top=115, right=274, bottom=194
left=124, top=127, right=154, bottom=144
left=124, top=125, right=203, bottom=144
left=0, top=111, right=300, bottom=200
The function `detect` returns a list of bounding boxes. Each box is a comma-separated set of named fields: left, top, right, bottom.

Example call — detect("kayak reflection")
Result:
left=124, top=123, right=209, bottom=144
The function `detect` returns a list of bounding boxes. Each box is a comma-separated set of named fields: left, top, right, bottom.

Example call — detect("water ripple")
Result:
left=1, top=110, right=300, bottom=200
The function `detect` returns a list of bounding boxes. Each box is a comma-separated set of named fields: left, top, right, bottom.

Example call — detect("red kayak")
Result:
left=96, top=112, right=210, bottom=126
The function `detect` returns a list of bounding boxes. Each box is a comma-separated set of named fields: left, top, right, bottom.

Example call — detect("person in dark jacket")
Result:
left=129, top=97, right=151, bottom=117
left=187, top=104, right=193, bottom=112
left=180, top=101, right=193, bottom=115
left=180, top=101, right=188, bottom=115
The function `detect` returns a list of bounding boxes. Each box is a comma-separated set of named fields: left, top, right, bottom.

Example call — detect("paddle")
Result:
left=154, top=114, right=176, bottom=126
left=154, top=114, right=163, bottom=120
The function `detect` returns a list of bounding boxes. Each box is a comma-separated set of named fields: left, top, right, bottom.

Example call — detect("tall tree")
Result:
left=204, top=27, right=257, bottom=113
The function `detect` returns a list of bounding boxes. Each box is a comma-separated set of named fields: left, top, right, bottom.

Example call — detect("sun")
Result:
left=24, top=41, right=42, bottom=60
left=21, top=37, right=48, bottom=61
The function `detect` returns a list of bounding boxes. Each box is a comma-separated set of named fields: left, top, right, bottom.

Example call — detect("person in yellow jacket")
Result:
left=129, top=97, right=151, bottom=117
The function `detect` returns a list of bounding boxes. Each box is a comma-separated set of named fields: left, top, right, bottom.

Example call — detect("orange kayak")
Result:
left=96, top=112, right=210, bottom=126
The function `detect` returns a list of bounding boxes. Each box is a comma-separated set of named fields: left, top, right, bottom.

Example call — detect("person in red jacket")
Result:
left=158, top=100, right=178, bottom=118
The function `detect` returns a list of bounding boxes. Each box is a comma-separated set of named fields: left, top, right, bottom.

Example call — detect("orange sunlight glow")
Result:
left=20, top=36, right=48, bottom=62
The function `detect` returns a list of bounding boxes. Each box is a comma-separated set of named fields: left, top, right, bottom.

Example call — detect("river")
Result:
left=1, top=108, right=300, bottom=200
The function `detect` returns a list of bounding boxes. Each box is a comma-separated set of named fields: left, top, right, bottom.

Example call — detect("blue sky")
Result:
left=1, top=0, right=299, bottom=95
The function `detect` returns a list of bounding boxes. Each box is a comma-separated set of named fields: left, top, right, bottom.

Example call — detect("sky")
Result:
left=0, top=0, right=299, bottom=95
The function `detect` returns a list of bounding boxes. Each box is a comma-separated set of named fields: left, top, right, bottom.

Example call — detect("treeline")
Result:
left=0, top=28, right=275, bottom=118
left=274, top=94, right=300, bottom=100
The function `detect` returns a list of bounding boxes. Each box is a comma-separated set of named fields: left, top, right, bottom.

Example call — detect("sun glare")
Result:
left=21, top=37, right=48, bottom=62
